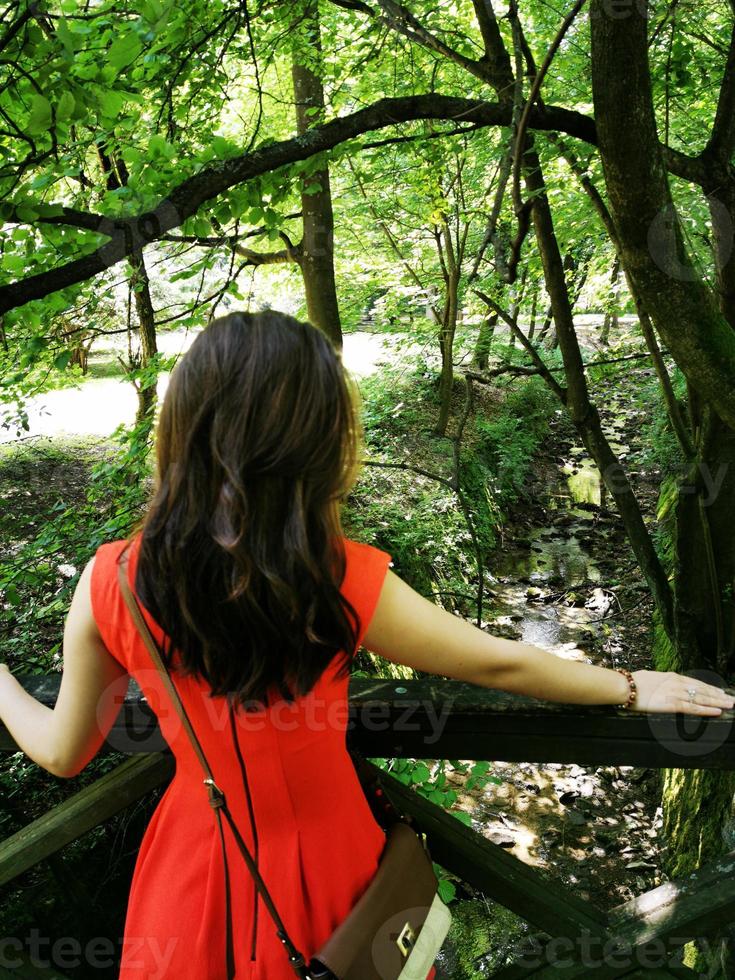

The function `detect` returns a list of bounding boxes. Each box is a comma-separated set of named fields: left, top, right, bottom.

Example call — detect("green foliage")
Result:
left=472, top=373, right=557, bottom=512
left=368, top=755, right=502, bottom=908
left=346, top=363, right=487, bottom=611
left=442, top=898, right=528, bottom=978
left=0, top=418, right=153, bottom=668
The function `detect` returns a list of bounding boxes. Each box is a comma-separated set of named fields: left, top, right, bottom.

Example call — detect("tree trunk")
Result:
left=590, top=0, right=735, bottom=430
left=601, top=254, right=620, bottom=346
left=129, top=249, right=159, bottom=424
left=436, top=268, right=459, bottom=437
left=507, top=266, right=527, bottom=349
left=527, top=286, right=538, bottom=340
left=535, top=301, right=553, bottom=344
left=590, top=6, right=735, bottom=971
left=473, top=312, right=498, bottom=370
left=291, top=1, right=342, bottom=349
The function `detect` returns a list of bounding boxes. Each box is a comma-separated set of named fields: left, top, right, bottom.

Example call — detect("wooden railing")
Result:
left=3, top=675, right=735, bottom=978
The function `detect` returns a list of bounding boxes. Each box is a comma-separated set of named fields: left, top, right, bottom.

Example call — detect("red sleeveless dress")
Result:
left=91, top=534, right=437, bottom=979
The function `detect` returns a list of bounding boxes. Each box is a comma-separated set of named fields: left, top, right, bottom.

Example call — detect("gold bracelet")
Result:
left=615, top=667, right=637, bottom=709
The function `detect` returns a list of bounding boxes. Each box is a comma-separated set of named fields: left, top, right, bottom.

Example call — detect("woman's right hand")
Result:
left=629, top=670, right=735, bottom=715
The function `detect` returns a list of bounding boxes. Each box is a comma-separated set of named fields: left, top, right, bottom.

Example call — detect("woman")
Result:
left=0, top=310, right=732, bottom=980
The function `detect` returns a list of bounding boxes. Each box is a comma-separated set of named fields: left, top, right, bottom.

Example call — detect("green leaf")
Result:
left=1, top=254, right=25, bottom=274
left=26, top=335, right=47, bottom=355
left=15, top=204, right=38, bottom=222
left=437, top=879, right=456, bottom=903
left=108, top=33, right=142, bottom=71
left=453, top=811, right=472, bottom=827
left=4, top=584, right=21, bottom=607
left=98, top=89, right=124, bottom=120
left=54, top=351, right=72, bottom=371
left=142, top=0, right=165, bottom=22
left=211, top=135, right=239, bottom=158
left=149, top=134, right=175, bottom=159
left=27, top=95, right=52, bottom=135
left=410, top=763, right=431, bottom=784
left=56, top=18, right=76, bottom=57
left=56, top=91, right=75, bottom=123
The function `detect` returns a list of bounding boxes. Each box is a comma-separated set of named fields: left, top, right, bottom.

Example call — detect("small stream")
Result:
left=482, top=447, right=622, bottom=659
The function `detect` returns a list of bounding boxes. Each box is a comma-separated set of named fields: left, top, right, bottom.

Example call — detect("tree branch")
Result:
left=704, top=19, right=735, bottom=161
left=4, top=205, right=110, bottom=232
left=473, top=288, right=567, bottom=402
left=0, top=94, right=597, bottom=316
left=373, top=0, right=492, bottom=84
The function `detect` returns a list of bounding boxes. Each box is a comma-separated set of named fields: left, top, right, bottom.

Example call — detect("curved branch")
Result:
left=0, top=94, right=597, bottom=316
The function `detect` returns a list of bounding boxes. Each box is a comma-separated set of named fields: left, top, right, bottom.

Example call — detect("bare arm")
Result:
left=363, top=571, right=735, bottom=715
left=0, top=558, right=129, bottom=777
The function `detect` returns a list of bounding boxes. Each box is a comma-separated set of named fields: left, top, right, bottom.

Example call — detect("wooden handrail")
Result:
left=2, top=675, right=731, bottom=977
left=2, top=675, right=734, bottom=769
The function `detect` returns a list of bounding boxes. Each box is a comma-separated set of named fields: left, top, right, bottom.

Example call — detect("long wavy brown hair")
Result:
left=133, top=310, right=363, bottom=708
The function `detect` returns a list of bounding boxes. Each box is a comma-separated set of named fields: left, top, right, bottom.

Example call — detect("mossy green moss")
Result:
left=439, top=898, right=528, bottom=978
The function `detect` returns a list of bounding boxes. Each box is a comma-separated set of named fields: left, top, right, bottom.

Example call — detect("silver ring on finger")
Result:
left=687, top=687, right=697, bottom=703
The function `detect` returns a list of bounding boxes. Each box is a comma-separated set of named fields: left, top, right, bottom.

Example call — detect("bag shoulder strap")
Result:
left=116, top=543, right=312, bottom=979
left=116, top=547, right=215, bottom=783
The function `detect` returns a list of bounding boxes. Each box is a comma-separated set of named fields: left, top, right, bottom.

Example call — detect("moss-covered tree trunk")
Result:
left=473, top=311, right=498, bottom=370
left=591, top=5, right=735, bottom=972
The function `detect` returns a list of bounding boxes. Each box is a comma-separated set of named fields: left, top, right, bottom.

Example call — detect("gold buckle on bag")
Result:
left=396, top=922, right=416, bottom=957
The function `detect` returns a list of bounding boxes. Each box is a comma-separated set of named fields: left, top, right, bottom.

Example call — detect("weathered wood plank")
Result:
left=0, top=753, right=173, bottom=888
left=607, top=850, right=735, bottom=952
left=489, top=849, right=735, bottom=978
left=3, top=676, right=735, bottom=770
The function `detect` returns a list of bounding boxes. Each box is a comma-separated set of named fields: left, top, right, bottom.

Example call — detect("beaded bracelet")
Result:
left=615, top=667, right=637, bottom=709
